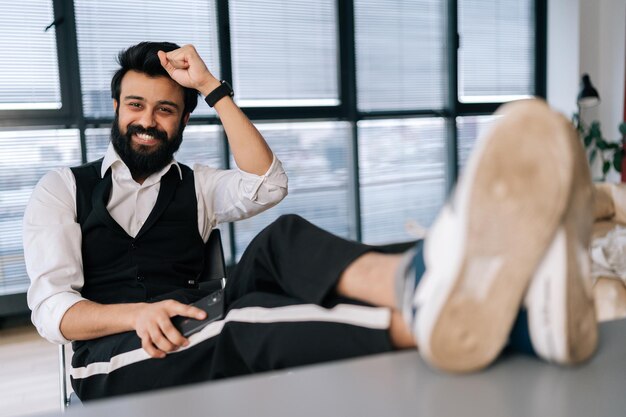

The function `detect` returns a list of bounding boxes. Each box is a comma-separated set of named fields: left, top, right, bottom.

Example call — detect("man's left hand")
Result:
left=157, top=45, right=220, bottom=96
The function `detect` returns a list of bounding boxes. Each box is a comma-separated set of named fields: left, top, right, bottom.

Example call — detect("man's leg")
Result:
left=215, top=292, right=395, bottom=373
left=225, top=214, right=380, bottom=307
left=336, top=242, right=424, bottom=349
left=225, top=99, right=596, bottom=373
left=225, top=214, right=421, bottom=351
left=336, top=99, right=598, bottom=372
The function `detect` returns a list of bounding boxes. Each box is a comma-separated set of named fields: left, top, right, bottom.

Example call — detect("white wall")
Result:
left=548, top=0, right=625, bottom=133
left=579, top=0, right=601, bottom=123
left=549, top=0, right=625, bottom=180
left=596, top=0, right=626, bottom=137
left=579, top=0, right=626, bottom=137
left=547, top=0, right=581, bottom=116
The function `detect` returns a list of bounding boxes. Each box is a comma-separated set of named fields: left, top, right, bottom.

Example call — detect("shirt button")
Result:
left=137, top=276, right=144, bottom=282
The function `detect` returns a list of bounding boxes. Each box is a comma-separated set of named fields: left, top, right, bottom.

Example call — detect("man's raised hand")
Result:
left=157, top=44, right=220, bottom=96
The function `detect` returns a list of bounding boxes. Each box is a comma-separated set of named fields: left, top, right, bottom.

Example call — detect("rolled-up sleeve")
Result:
left=194, top=154, right=288, bottom=228
left=23, top=169, right=86, bottom=344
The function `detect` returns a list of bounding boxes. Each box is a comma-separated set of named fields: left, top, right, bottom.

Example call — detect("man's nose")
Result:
left=137, top=110, right=157, bottom=128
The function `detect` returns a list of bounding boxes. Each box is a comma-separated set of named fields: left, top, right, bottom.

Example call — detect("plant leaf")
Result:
left=614, top=150, right=623, bottom=173
left=590, top=148, right=597, bottom=164
left=584, top=133, right=593, bottom=147
left=590, top=121, right=602, bottom=139
left=597, top=138, right=608, bottom=150
left=620, top=122, right=626, bottom=136
left=603, top=160, right=611, bottom=176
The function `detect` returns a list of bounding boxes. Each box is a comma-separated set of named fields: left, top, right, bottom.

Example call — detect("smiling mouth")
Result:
left=132, top=133, right=160, bottom=146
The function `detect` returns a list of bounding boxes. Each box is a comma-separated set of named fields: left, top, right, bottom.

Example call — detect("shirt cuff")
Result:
left=34, top=292, right=85, bottom=345
left=238, top=155, right=288, bottom=204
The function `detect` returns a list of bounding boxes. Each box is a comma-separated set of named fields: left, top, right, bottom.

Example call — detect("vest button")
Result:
left=137, top=276, right=144, bottom=282
left=131, top=242, right=137, bottom=250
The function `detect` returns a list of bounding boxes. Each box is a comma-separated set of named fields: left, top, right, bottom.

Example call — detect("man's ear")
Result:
left=182, top=113, right=190, bottom=126
left=113, top=99, right=119, bottom=113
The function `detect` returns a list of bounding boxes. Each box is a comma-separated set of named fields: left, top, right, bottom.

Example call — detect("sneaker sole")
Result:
left=416, top=99, right=576, bottom=372
left=526, top=115, right=598, bottom=364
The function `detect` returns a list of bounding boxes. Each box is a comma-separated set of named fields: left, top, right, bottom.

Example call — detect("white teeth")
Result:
left=136, top=133, right=155, bottom=141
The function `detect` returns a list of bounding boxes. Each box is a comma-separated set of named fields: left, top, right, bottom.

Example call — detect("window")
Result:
left=174, top=126, right=232, bottom=263
left=74, top=0, right=220, bottom=118
left=457, top=115, right=499, bottom=171
left=232, top=121, right=352, bottom=257
left=0, top=0, right=546, bottom=309
left=0, top=129, right=81, bottom=295
left=0, top=2, right=61, bottom=111
left=358, top=119, right=447, bottom=244
left=458, top=0, right=535, bottom=103
left=354, top=0, right=448, bottom=112
left=230, top=0, right=339, bottom=107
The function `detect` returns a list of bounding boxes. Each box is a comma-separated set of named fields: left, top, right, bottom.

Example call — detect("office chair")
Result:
left=58, top=229, right=228, bottom=410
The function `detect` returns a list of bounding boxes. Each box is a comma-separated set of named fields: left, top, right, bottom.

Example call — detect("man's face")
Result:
left=111, top=70, right=189, bottom=179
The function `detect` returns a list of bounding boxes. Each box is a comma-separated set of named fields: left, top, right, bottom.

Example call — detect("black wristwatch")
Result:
left=205, top=80, right=234, bottom=107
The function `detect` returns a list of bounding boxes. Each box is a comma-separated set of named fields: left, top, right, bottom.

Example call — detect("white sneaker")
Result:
left=412, top=99, right=578, bottom=372
left=524, top=113, right=598, bottom=365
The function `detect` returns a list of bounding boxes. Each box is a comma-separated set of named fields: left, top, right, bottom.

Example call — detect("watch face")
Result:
left=222, top=81, right=234, bottom=95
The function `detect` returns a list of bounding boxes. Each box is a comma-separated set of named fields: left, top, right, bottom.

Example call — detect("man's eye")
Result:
left=159, top=107, right=173, bottom=113
left=129, top=102, right=141, bottom=108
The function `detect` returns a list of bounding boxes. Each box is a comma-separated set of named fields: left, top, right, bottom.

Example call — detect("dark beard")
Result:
left=110, top=115, right=184, bottom=180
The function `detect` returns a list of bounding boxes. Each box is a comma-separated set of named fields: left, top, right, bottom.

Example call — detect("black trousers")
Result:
left=71, top=215, right=396, bottom=401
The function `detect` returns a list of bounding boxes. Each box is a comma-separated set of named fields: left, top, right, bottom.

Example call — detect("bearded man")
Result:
left=24, top=42, right=292, bottom=399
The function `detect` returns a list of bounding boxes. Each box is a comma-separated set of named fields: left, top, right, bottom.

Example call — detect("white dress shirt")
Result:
left=23, top=143, right=288, bottom=344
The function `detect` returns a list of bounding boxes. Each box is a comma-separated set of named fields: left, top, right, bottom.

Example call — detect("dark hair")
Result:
left=111, top=41, right=198, bottom=116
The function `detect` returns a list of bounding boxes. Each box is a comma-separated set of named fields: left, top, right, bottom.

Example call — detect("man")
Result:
left=24, top=42, right=598, bottom=401
left=24, top=41, right=286, bottom=396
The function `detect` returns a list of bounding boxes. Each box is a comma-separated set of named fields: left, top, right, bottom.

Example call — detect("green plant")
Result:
left=573, top=113, right=626, bottom=180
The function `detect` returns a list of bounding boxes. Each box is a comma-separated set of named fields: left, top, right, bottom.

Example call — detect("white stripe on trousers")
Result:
left=70, top=303, right=392, bottom=379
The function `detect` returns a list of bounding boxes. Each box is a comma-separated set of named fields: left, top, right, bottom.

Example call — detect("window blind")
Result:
left=232, top=121, right=352, bottom=258
left=161, top=126, right=231, bottom=262
left=459, top=0, right=535, bottom=102
left=74, top=0, right=220, bottom=118
left=358, top=118, right=447, bottom=244
left=456, top=115, right=499, bottom=172
left=0, top=2, right=61, bottom=110
left=354, top=0, right=448, bottom=112
left=0, top=129, right=81, bottom=295
left=229, top=0, right=339, bottom=107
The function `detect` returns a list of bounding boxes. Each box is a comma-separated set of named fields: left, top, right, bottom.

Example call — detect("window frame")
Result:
left=0, top=0, right=80, bottom=127
left=0, top=0, right=548, bottom=316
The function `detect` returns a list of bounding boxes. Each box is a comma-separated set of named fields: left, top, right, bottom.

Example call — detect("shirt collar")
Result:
left=101, top=142, right=183, bottom=180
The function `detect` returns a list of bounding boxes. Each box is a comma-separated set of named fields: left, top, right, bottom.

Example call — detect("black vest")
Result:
left=71, top=159, right=205, bottom=305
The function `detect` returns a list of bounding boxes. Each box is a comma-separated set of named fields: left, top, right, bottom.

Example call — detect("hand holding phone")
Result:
left=171, top=289, right=225, bottom=337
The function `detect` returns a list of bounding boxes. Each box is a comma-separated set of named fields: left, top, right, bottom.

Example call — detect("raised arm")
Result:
left=157, top=44, right=274, bottom=175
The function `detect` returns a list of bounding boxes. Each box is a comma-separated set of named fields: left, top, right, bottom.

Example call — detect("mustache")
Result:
left=126, top=124, right=168, bottom=142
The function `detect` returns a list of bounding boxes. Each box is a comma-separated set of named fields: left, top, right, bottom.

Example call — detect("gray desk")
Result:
left=55, top=319, right=626, bottom=417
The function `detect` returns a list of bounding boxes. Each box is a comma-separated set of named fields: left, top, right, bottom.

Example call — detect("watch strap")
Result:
left=205, top=80, right=234, bottom=107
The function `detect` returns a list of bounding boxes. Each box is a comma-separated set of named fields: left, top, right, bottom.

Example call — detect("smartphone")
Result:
left=171, top=289, right=225, bottom=337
